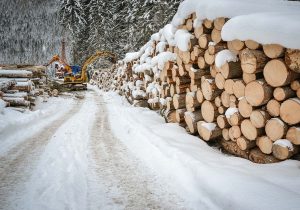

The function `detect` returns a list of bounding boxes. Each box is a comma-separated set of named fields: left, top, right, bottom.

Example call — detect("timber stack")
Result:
left=0, top=65, right=49, bottom=110
left=101, top=14, right=300, bottom=163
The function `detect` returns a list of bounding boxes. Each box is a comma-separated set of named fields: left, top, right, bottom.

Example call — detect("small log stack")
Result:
left=0, top=66, right=49, bottom=110
left=104, top=14, right=300, bottom=163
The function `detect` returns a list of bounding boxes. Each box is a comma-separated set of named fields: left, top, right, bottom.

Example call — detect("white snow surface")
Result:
left=0, top=69, right=32, bottom=75
left=104, top=91, right=300, bottom=210
left=0, top=96, right=75, bottom=155
left=225, top=107, right=239, bottom=118
left=274, top=139, right=294, bottom=152
left=215, top=50, right=238, bottom=68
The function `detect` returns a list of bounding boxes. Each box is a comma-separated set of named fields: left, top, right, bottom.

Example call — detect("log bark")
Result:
left=264, top=59, right=300, bottom=87
left=263, top=44, right=285, bottom=59
left=2, top=97, right=30, bottom=107
left=240, top=48, right=269, bottom=74
left=244, top=79, right=273, bottom=106
left=0, top=70, right=32, bottom=78
left=208, top=42, right=227, bottom=55
left=220, top=139, right=250, bottom=159
left=241, top=119, right=264, bottom=141
left=220, top=62, right=242, bottom=79
left=173, top=93, right=186, bottom=109
left=285, top=49, right=300, bottom=73
left=249, top=148, right=280, bottom=164
left=280, top=98, right=300, bottom=125
left=273, top=86, right=295, bottom=101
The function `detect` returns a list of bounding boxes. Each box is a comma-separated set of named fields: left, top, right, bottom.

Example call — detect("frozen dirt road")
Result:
left=0, top=89, right=185, bottom=210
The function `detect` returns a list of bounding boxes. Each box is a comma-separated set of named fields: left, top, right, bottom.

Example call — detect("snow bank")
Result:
left=174, top=29, right=193, bottom=51
left=103, top=91, right=300, bottom=210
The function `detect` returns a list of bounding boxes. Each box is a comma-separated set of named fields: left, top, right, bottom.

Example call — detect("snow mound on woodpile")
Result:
left=171, top=0, right=300, bottom=49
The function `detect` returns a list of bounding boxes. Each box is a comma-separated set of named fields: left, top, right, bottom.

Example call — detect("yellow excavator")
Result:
left=46, top=51, right=117, bottom=90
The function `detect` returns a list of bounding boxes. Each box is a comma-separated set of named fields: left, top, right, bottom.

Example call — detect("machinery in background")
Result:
left=45, top=51, right=117, bottom=90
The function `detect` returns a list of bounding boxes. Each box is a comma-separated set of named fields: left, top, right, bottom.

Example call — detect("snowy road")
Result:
left=0, top=89, right=185, bottom=210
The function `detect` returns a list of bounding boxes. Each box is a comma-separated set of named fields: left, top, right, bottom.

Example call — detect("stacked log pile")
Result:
left=106, top=14, right=300, bottom=163
left=0, top=66, right=49, bottom=110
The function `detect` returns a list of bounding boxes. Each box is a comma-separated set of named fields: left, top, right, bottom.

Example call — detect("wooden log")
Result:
left=272, top=139, right=298, bottom=160
left=285, top=49, right=300, bottom=73
left=226, top=107, right=243, bottom=126
left=194, top=26, right=211, bottom=39
left=197, top=57, right=209, bottom=69
left=256, top=136, right=273, bottom=154
left=3, top=97, right=30, bottom=107
left=214, top=96, right=222, bottom=107
left=182, top=51, right=191, bottom=64
left=291, top=80, right=300, bottom=91
left=186, top=91, right=200, bottom=109
left=218, top=106, right=226, bottom=114
left=189, top=68, right=208, bottom=80
left=210, top=65, right=218, bottom=78
left=211, top=28, right=222, bottom=44
left=217, top=115, right=230, bottom=129
left=173, top=94, right=186, bottom=109
left=186, top=18, right=194, bottom=31
left=230, top=125, right=242, bottom=139
left=242, top=72, right=263, bottom=84
left=249, top=148, right=280, bottom=164
left=241, top=119, right=264, bottom=141
left=196, top=89, right=204, bottom=103
left=201, top=100, right=218, bottom=122
left=222, top=128, right=230, bottom=141
left=224, top=79, right=237, bottom=95
left=213, top=17, right=227, bottom=31
left=245, top=40, right=261, bottom=50
left=264, top=59, right=300, bottom=87
left=164, top=109, right=177, bottom=123
left=265, top=118, right=288, bottom=141
left=286, top=126, right=300, bottom=145
left=273, top=86, right=295, bottom=101
left=215, top=73, right=225, bottom=90
left=220, top=139, right=250, bottom=159
left=167, top=99, right=175, bottom=110
left=208, top=42, right=227, bottom=55
left=176, top=84, right=190, bottom=94
left=0, top=80, right=17, bottom=91
left=201, top=78, right=222, bottom=101
left=249, top=109, right=271, bottom=129
left=263, top=44, right=285, bottom=59
left=240, top=48, right=269, bottom=74
left=244, top=79, right=273, bottom=106
left=203, top=19, right=214, bottom=29
left=198, top=34, right=212, bottom=49
left=0, top=70, right=32, bottom=78
left=237, top=136, right=256, bottom=151
left=176, top=108, right=187, bottom=123
left=175, top=76, right=190, bottom=86
left=197, top=121, right=222, bottom=141
left=227, top=40, right=245, bottom=53
left=232, top=80, right=245, bottom=98
left=266, top=99, right=281, bottom=117
left=220, top=62, right=242, bottom=79
left=221, top=91, right=230, bottom=108
left=185, top=110, right=204, bottom=134
left=280, top=98, right=300, bottom=125
left=297, top=88, right=300, bottom=98
left=204, top=50, right=215, bottom=65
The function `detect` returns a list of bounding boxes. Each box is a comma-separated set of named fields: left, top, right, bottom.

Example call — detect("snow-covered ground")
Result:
left=1, top=87, right=300, bottom=210
left=102, top=90, right=300, bottom=210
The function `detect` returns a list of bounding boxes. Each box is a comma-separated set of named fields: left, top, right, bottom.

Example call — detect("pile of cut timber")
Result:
left=106, top=14, right=300, bottom=163
left=0, top=66, right=49, bottom=110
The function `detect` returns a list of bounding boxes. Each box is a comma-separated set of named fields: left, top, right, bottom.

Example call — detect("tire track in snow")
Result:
left=87, top=93, right=185, bottom=210
left=0, top=97, right=83, bottom=210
